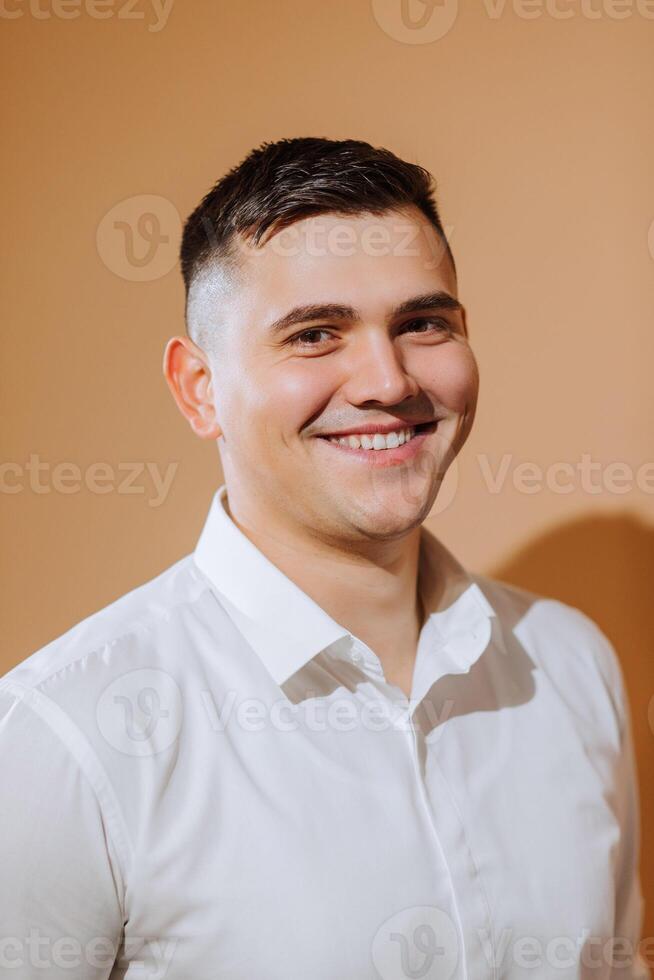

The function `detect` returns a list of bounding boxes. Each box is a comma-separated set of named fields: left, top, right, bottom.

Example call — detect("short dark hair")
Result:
left=180, top=136, right=455, bottom=297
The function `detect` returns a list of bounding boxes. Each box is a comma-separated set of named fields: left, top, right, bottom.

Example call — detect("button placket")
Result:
left=391, top=713, right=494, bottom=979
left=393, top=702, right=469, bottom=978
left=393, top=587, right=497, bottom=978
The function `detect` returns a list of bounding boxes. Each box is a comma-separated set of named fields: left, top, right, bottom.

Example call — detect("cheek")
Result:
left=228, top=360, right=338, bottom=440
left=417, top=345, right=479, bottom=413
left=266, top=363, right=337, bottom=432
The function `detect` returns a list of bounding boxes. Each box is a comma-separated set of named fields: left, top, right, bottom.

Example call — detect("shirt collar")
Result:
left=193, top=485, right=499, bottom=687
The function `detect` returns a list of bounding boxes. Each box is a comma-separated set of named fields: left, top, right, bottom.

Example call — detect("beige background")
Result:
left=1, top=0, right=653, bottom=937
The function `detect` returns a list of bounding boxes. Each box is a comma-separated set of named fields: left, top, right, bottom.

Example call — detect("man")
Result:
left=0, top=137, right=648, bottom=979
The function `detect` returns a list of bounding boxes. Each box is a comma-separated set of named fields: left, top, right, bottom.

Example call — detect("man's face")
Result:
left=199, top=206, right=479, bottom=542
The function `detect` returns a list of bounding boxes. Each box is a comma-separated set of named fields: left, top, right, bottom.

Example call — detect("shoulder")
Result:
left=1, top=554, right=217, bottom=695
left=471, top=572, right=627, bottom=735
left=0, top=554, right=227, bottom=880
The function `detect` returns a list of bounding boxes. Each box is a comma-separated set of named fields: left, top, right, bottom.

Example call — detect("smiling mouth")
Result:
left=317, top=421, right=438, bottom=451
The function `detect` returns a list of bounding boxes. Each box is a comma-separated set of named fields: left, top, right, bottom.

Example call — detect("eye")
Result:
left=289, top=327, right=335, bottom=347
left=400, top=317, right=452, bottom=335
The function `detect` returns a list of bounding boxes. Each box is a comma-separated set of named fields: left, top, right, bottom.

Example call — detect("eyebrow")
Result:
left=266, top=291, right=463, bottom=337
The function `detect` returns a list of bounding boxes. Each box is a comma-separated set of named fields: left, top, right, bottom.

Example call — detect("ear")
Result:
left=163, top=336, right=222, bottom=440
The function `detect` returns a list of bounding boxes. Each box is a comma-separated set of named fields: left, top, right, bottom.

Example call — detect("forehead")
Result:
left=223, top=207, right=457, bottom=328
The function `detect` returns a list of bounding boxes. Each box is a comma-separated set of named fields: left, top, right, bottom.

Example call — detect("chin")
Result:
left=344, top=490, right=434, bottom=541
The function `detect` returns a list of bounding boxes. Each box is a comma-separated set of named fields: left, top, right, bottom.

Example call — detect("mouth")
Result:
left=314, top=420, right=440, bottom=466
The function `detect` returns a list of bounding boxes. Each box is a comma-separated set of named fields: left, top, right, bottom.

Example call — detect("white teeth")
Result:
left=328, top=427, right=416, bottom=450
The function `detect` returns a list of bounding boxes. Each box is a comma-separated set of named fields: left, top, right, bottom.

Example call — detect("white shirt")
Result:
left=0, top=485, right=648, bottom=980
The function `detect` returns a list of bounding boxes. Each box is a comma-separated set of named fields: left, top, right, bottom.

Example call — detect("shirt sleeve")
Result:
left=0, top=683, right=125, bottom=979
left=605, top=643, right=651, bottom=979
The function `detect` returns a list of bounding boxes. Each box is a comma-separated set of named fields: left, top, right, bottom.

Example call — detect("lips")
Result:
left=314, top=420, right=439, bottom=467
left=317, top=420, right=438, bottom=438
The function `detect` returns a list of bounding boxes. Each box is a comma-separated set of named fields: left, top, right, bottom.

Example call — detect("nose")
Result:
left=340, top=328, right=419, bottom=407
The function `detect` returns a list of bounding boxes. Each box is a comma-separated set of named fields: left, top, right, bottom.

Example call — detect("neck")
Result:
left=224, top=487, right=426, bottom=686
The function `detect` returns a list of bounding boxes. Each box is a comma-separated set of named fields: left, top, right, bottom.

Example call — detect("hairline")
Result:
left=185, top=204, right=456, bottom=302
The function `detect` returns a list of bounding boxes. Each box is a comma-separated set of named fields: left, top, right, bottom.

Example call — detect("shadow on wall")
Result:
left=490, top=513, right=654, bottom=938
